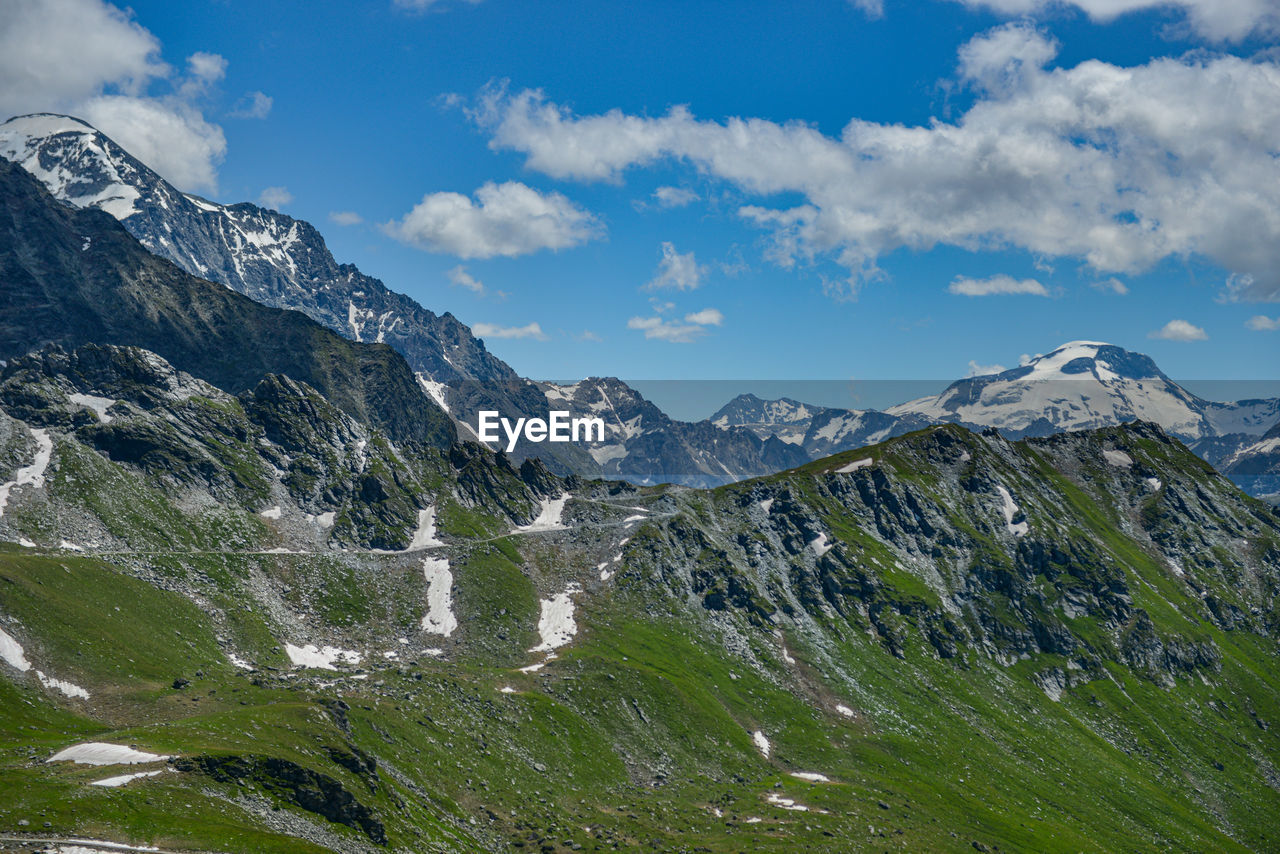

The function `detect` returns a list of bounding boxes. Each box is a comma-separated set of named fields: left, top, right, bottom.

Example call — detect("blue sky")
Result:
left=4, top=0, right=1280, bottom=388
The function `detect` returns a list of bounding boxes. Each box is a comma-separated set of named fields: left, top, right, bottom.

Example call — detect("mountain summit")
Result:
left=887, top=341, right=1280, bottom=441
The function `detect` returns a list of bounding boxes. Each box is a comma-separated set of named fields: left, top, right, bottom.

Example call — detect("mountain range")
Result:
left=7, top=114, right=1277, bottom=495
left=1, top=109, right=1280, bottom=853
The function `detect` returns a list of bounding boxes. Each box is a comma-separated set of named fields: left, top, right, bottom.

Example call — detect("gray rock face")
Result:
left=0, top=342, right=554, bottom=551
left=0, top=156, right=454, bottom=449
left=628, top=421, right=1278, bottom=685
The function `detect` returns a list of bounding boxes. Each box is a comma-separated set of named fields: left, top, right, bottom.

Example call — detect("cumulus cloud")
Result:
left=1091, top=277, right=1129, bottom=295
left=645, top=242, right=707, bottom=290
left=0, top=0, right=164, bottom=113
left=257, top=186, right=292, bottom=209
left=474, top=29, right=1280, bottom=301
left=472, top=321, right=548, bottom=341
left=79, top=95, right=226, bottom=191
left=948, top=274, right=1049, bottom=296
left=447, top=265, right=485, bottom=294
left=1149, top=319, right=1208, bottom=340
left=384, top=181, right=603, bottom=258
left=0, top=0, right=234, bottom=192
left=950, top=0, right=1280, bottom=43
left=967, top=360, right=1009, bottom=377
left=1246, top=315, right=1280, bottom=331
left=652, top=186, right=698, bottom=208
left=229, top=90, right=273, bottom=119
left=627, top=307, right=723, bottom=343
left=329, top=210, right=364, bottom=226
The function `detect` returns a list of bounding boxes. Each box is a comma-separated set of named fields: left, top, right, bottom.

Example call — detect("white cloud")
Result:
left=257, top=186, right=292, bottom=209
left=472, top=321, right=548, bottom=341
left=229, top=90, right=273, bottom=120
left=329, top=210, right=364, bottom=226
left=652, top=186, right=698, bottom=208
left=576, top=330, right=603, bottom=342
left=948, top=274, right=1049, bottom=296
left=79, top=95, right=225, bottom=192
left=627, top=307, right=724, bottom=343
left=384, top=181, right=603, bottom=258
left=0, top=0, right=234, bottom=193
left=951, top=0, right=1280, bottom=43
left=967, top=360, right=1008, bottom=377
left=393, top=0, right=484, bottom=11
left=848, top=0, right=885, bottom=17
left=645, top=242, right=706, bottom=290
left=447, top=264, right=505, bottom=299
left=0, top=0, right=165, bottom=114
left=1149, top=318, right=1208, bottom=340
left=683, top=307, right=724, bottom=326
left=475, top=32, right=1280, bottom=301
left=1246, top=315, right=1280, bottom=330
left=1091, top=277, right=1129, bottom=295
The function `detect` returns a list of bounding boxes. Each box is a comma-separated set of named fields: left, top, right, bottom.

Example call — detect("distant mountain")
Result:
left=539, top=378, right=808, bottom=486
left=887, top=341, right=1280, bottom=441
left=1222, top=419, right=1280, bottom=501
left=0, top=156, right=454, bottom=448
left=710, top=393, right=937, bottom=460
left=706, top=343, right=1280, bottom=494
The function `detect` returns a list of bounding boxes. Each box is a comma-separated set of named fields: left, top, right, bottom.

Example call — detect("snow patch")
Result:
left=622, top=514, right=647, bottom=523
left=421, top=556, right=457, bottom=637
left=0, top=625, right=32, bottom=671
left=38, top=671, right=90, bottom=699
left=227, top=653, right=253, bottom=670
left=60, top=540, right=84, bottom=551
left=407, top=507, right=444, bottom=550
left=835, top=457, right=873, bottom=473
left=995, top=485, right=1029, bottom=537
left=752, top=730, right=771, bottom=758
left=517, top=493, right=571, bottom=533
left=48, top=743, right=169, bottom=766
left=758, top=497, right=774, bottom=513
left=765, top=792, right=809, bottom=811
left=68, top=393, right=115, bottom=424
left=91, top=769, right=165, bottom=787
left=284, top=644, right=362, bottom=670
left=499, top=686, right=516, bottom=693
left=416, top=374, right=451, bottom=414
left=530, top=583, right=582, bottom=652
left=0, top=428, right=53, bottom=519
left=810, top=533, right=833, bottom=557
left=789, top=772, right=830, bottom=783
left=835, top=704, right=855, bottom=718
left=1103, top=449, right=1133, bottom=468
left=259, top=505, right=282, bottom=520
left=1146, top=477, right=1163, bottom=491
left=313, top=511, right=335, bottom=528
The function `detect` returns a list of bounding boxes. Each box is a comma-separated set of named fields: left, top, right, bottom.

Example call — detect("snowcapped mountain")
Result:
left=884, top=342, right=1272, bottom=439
left=886, top=341, right=1280, bottom=442
left=0, top=113, right=551, bottom=452
left=710, top=394, right=827, bottom=445
left=1222, top=420, right=1280, bottom=501
left=710, top=393, right=934, bottom=459
left=539, top=379, right=807, bottom=485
